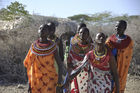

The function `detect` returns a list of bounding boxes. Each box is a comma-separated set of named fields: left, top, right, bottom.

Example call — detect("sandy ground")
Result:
left=125, top=74, right=140, bottom=93
left=0, top=74, right=140, bottom=93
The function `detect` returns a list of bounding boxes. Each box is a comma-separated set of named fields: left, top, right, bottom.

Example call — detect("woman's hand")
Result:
left=28, top=86, right=31, bottom=93
left=27, top=82, right=31, bottom=93
left=56, top=86, right=63, bottom=93
left=62, top=79, right=70, bottom=89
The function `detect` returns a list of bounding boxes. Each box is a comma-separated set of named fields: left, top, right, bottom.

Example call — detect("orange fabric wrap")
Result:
left=24, top=49, right=58, bottom=93
left=106, top=36, right=133, bottom=91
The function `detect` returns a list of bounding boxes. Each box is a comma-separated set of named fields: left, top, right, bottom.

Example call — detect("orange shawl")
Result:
left=106, top=34, right=133, bottom=91
left=24, top=40, right=58, bottom=93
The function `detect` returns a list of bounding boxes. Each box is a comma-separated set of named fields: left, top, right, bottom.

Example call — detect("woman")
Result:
left=77, top=23, right=93, bottom=43
left=47, top=22, right=64, bottom=61
left=77, top=23, right=87, bottom=33
left=24, top=24, right=63, bottom=93
left=67, top=27, right=94, bottom=93
left=106, top=20, right=133, bottom=93
left=47, top=22, right=65, bottom=75
left=64, top=32, right=119, bottom=93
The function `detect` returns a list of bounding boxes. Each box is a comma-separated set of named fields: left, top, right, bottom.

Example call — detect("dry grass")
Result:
left=0, top=15, right=139, bottom=85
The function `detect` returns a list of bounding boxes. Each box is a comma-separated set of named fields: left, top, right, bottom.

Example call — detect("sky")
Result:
left=0, top=0, right=140, bottom=18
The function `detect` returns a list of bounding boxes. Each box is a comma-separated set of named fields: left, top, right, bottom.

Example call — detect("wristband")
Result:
left=57, top=83, right=63, bottom=87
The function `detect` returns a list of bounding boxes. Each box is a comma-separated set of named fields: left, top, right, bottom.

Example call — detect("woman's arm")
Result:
left=109, top=55, right=120, bottom=93
left=62, top=55, right=88, bottom=89
left=58, top=38, right=64, bottom=61
left=69, top=55, right=88, bottom=80
left=54, top=50, right=65, bottom=93
left=54, top=50, right=64, bottom=84
left=23, top=49, right=32, bottom=93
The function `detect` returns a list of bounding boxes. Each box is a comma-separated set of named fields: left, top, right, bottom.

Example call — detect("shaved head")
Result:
left=95, top=32, right=106, bottom=44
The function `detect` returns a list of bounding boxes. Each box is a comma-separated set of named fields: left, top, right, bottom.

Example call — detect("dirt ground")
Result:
left=0, top=74, right=140, bottom=93
left=125, top=74, right=140, bottom=93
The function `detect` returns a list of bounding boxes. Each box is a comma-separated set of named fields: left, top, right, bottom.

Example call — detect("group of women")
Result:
left=24, top=20, right=133, bottom=93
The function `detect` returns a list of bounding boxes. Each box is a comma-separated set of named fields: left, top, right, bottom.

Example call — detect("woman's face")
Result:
left=47, top=22, right=56, bottom=36
left=79, top=29, right=89, bottom=42
left=115, top=22, right=125, bottom=36
left=95, top=33, right=106, bottom=51
left=49, top=26, right=55, bottom=36
left=95, top=42, right=104, bottom=51
left=39, top=25, right=49, bottom=38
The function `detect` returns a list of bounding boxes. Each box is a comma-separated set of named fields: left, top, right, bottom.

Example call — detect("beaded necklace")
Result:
left=116, top=34, right=127, bottom=43
left=31, top=40, right=57, bottom=56
left=93, top=47, right=107, bottom=60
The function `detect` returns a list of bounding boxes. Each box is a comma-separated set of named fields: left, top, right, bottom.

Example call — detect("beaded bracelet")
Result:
left=57, top=83, right=63, bottom=87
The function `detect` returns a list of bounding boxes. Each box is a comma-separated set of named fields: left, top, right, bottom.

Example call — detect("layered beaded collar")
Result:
left=87, top=47, right=111, bottom=71
left=108, top=34, right=131, bottom=49
left=30, top=40, right=57, bottom=56
left=116, top=34, right=127, bottom=43
left=94, top=47, right=107, bottom=60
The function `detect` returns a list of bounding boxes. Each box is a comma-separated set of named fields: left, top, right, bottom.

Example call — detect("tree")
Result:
left=67, top=12, right=129, bottom=25
left=0, top=1, right=29, bottom=20
left=91, top=12, right=112, bottom=22
left=68, top=14, right=91, bottom=22
left=0, top=8, right=9, bottom=20
left=67, top=12, right=112, bottom=23
left=108, top=14, right=129, bottom=22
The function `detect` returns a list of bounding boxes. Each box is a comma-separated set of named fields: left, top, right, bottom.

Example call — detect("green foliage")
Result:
left=0, top=8, right=9, bottom=20
left=68, top=12, right=112, bottom=23
left=68, top=14, right=91, bottom=22
left=128, top=15, right=139, bottom=19
left=0, top=1, right=29, bottom=20
left=109, top=14, right=129, bottom=22
left=90, top=12, right=112, bottom=22
left=68, top=12, right=129, bottom=24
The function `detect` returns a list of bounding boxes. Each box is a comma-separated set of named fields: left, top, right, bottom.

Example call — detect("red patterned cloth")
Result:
left=70, top=48, right=113, bottom=93
left=67, top=34, right=94, bottom=93
left=86, top=48, right=113, bottom=93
